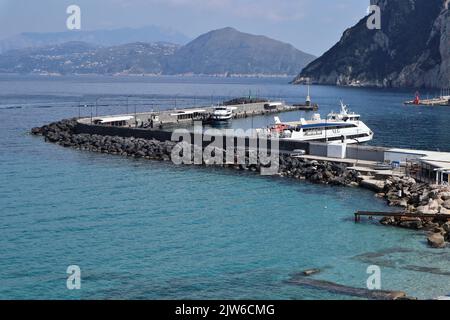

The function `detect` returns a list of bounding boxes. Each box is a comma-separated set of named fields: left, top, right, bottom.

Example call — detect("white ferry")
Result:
left=211, top=106, right=234, bottom=121
left=259, top=101, right=373, bottom=144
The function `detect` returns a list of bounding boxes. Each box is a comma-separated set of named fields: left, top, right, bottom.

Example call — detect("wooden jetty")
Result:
left=354, top=211, right=450, bottom=223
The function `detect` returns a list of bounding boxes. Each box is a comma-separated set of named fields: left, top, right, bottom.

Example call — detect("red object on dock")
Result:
left=413, top=92, right=420, bottom=105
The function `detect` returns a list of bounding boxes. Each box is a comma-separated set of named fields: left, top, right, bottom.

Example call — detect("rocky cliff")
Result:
left=294, top=0, right=450, bottom=88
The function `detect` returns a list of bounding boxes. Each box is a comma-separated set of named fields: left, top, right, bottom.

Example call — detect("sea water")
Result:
left=0, top=75, right=449, bottom=299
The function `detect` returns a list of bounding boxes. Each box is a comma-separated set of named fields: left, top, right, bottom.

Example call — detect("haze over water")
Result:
left=0, top=75, right=449, bottom=299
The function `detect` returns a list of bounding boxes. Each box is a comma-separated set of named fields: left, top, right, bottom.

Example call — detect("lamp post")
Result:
left=352, top=138, right=360, bottom=167
left=95, top=97, right=101, bottom=117
left=134, top=102, right=137, bottom=127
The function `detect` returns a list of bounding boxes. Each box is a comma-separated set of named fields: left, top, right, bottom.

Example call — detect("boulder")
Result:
left=416, top=205, right=438, bottom=215
left=427, top=233, right=446, bottom=248
left=303, top=269, right=321, bottom=276
left=440, top=192, right=450, bottom=201
left=360, top=179, right=385, bottom=192
left=419, top=192, right=430, bottom=203
left=428, top=199, right=440, bottom=211
left=443, top=222, right=450, bottom=233
left=422, top=221, right=440, bottom=231
left=442, top=200, right=450, bottom=210
left=380, top=216, right=396, bottom=225
left=399, top=218, right=422, bottom=230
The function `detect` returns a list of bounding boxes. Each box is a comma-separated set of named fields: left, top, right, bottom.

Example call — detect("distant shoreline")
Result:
left=0, top=72, right=296, bottom=78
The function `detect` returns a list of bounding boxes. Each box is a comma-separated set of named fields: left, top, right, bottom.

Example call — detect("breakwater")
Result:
left=31, top=119, right=449, bottom=248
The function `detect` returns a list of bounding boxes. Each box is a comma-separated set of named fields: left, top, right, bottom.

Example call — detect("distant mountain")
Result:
left=0, top=27, right=316, bottom=76
left=0, top=42, right=179, bottom=75
left=0, top=26, right=190, bottom=54
left=165, top=27, right=316, bottom=75
left=294, top=0, right=450, bottom=88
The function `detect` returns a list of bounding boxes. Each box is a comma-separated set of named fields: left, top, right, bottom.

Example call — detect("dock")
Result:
left=81, top=100, right=318, bottom=129
left=404, top=91, right=450, bottom=106
left=354, top=211, right=450, bottom=223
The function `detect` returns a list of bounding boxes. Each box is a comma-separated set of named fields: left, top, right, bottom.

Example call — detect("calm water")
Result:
left=0, top=75, right=449, bottom=299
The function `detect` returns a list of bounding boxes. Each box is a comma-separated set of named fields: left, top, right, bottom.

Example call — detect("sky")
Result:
left=0, top=0, right=370, bottom=56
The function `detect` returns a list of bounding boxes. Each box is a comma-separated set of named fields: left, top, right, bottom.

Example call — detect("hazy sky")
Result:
left=0, top=0, right=370, bottom=55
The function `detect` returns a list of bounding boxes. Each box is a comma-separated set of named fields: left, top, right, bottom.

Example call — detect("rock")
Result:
left=429, top=190, right=441, bottom=200
left=443, top=222, right=450, bottom=233
left=419, top=192, right=430, bottom=203
left=427, top=233, right=446, bottom=248
left=399, top=218, right=422, bottom=230
left=440, top=192, right=450, bottom=201
left=416, top=205, right=438, bottom=215
left=380, top=216, right=396, bottom=225
left=423, top=222, right=440, bottom=231
left=428, top=199, right=440, bottom=210
left=360, top=179, right=385, bottom=192
left=303, top=269, right=321, bottom=276
left=433, top=227, right=445, bottom=235
left=389, top=199, right=408, bottom=208
left=389, top=291, right=407, bottom=300
left=442, top=200, right=450, bottom=210
left=394, top=296, right=418, bottom=301
left=31, top=127, right=42, bottom=135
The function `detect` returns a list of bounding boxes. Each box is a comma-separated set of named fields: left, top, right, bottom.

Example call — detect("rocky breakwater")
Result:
left=31, top=119, right=175, bottom=161
left=279, top=154, right=359, bottom=186
left=31, top=120, right=362, bottom=187
left=374, top=176, right=450, bottom=248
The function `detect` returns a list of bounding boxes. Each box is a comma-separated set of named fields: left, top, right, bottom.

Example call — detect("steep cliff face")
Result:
left=294, top=0, right=449, bottom=88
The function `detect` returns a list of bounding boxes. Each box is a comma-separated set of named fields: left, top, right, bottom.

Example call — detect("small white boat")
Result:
left=211, top=106, right=233, bottom=121
left=258, top=101, right=373, bottom=144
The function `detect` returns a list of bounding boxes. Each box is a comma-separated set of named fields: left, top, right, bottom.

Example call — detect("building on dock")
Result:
left=299, top=143, right=450, bottom=186
left=93, top=116, right=135, bottom=127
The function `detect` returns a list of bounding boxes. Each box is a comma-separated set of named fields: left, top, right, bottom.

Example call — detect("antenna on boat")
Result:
left=274, top=116, right=281, bottom=125
left=340, top=99, right=348, bottom=114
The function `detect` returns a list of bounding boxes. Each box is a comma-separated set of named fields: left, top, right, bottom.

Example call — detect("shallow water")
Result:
left=0, top=75, right=449, bottom=299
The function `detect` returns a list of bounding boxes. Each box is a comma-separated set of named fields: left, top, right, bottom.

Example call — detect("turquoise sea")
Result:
left=0, top=75, right=449, bottom=299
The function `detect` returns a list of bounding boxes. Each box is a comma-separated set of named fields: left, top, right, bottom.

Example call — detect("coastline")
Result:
left=31, top=119, right=450, bottom=249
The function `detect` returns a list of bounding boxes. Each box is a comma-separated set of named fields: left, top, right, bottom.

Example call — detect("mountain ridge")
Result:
left=165, top=27, right=315, bottom=75
left=0, top=26, right=191, bottom=54
left=0, top=27, right=316, bottom=76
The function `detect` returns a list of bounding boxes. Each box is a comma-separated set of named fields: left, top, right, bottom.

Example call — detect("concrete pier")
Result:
left=78, top=101, right=318, bottom=128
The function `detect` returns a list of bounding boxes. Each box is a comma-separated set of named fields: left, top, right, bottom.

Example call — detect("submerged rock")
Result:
left=302, top=269, right=321, bottom=276
left=427, top=233, right=446, bottom=248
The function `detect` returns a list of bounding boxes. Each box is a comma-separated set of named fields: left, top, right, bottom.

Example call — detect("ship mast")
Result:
left=305, top=78, right=311, bottom=106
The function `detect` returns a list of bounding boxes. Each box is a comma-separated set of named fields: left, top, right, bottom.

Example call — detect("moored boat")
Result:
left=211, top=106, right=233, bottom=121
left=258, top=101, right=373, bottom=144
